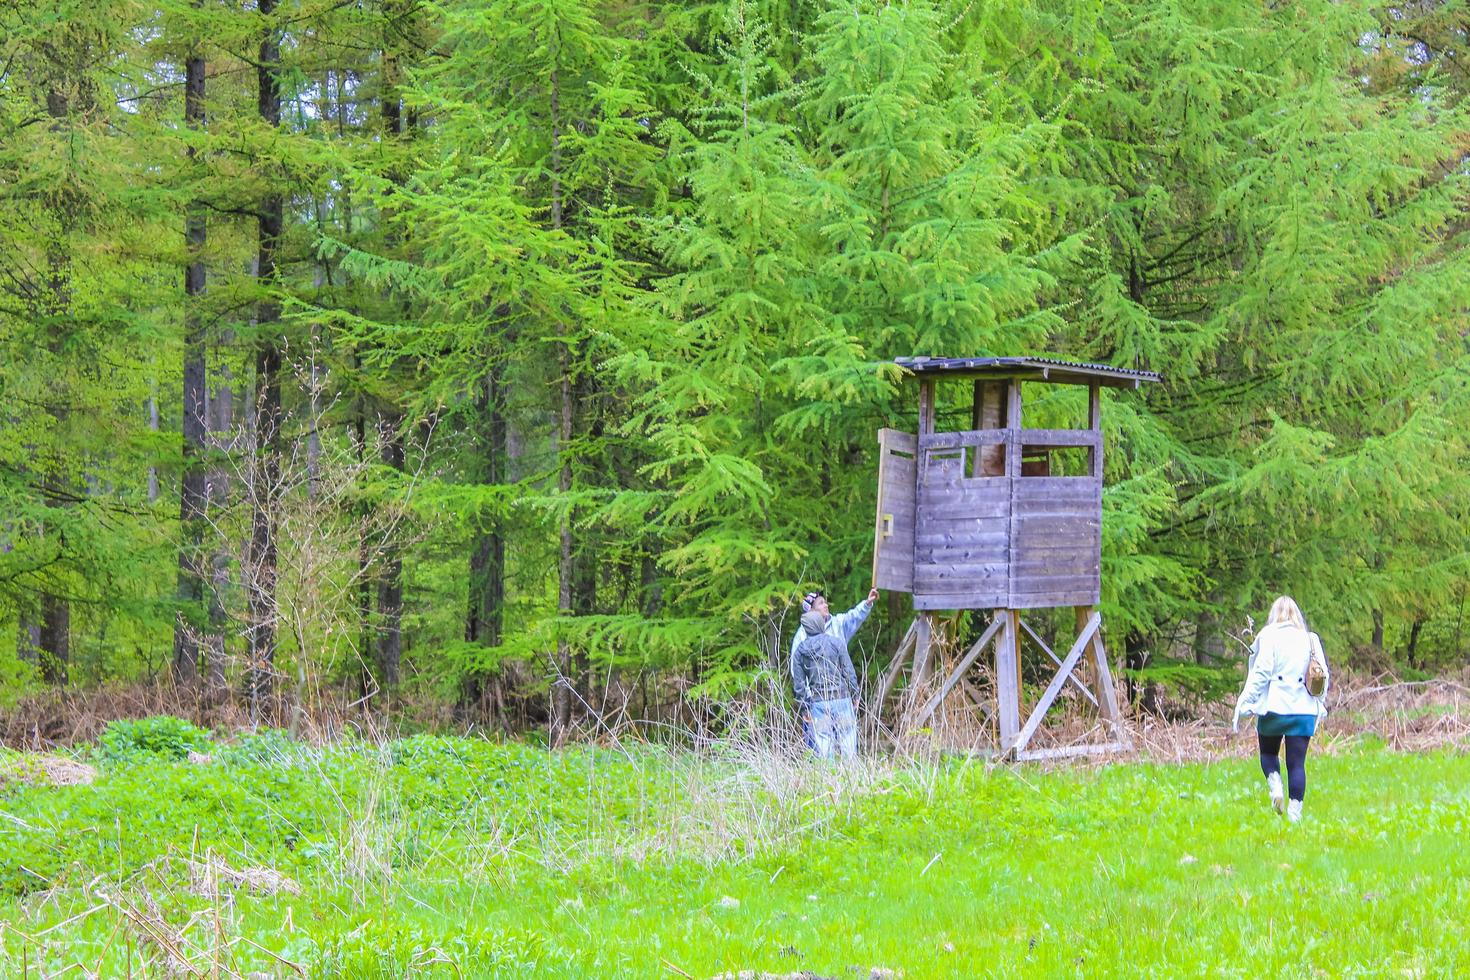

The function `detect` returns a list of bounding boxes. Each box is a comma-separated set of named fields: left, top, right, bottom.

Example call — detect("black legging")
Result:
left=1258, top=734, right=1310, bottom=802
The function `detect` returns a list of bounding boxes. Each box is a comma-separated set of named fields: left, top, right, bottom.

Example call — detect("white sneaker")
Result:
left=1287, top=799, right=1302, bottom=823
left=1266, top=772, right=1284, bottom=814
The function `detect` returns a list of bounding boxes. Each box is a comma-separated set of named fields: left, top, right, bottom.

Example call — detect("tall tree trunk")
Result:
left=464, top=369, right=508, bottom=723
left=31, top=77, right=80, bottom=686
left=372, top=15, right=406, bottom=695
left=1192, top=610, right=1224, bottom=665
left=570, top=376, right=601, bottom=709
left=205, top=368, right=233, bottom=709
left=553, top=352, right=574, bottom=744
left=37, top=595, right=69, bottom=685
left=173, top=41, right=209, bottom=688
left=247, top=0, right=283, bottom=716
left=548, top=65, right=575, bottom=747
left=376, top=424, right=404, bottom=689
left=355, top=381, right=374, bottom=702
left=147, top=382, right=160, bottom=503
left=1371, top=608, right=1385, bottom=652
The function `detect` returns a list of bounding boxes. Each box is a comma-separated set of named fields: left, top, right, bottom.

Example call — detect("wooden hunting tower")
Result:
left=870, top=356, right=1160, bottom=760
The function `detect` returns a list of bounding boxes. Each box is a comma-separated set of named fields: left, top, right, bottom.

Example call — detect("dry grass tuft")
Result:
left=0, top=753, right=97, bottom=788
left=188, top=858, right=301, bottom=898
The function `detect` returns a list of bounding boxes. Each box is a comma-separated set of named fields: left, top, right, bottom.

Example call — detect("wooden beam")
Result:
left=1075, top=606, right=1097, bottom=710
left=1090, top=622, right=1131, bottom=748
left=918, top=379, right=936, bottom=436
left=994, top=611, right=1020, bottom=749
left=1008, top=609, right=1022, bottom=714
left=1020, top=616, right=1097, bottom=707
left=1016, top=741, right=1126, bottom=762
left=1011, top=429, right=1102, bottom=448
left=920, top=430, right=1010, bottom=451
left=910, top=613, right=934, bottom=690
left=1089, top=383, right=1102, bottom=477
left=912, top=615, right=1006, bottom=726
left=1011, top=611, right=1101, bottom=755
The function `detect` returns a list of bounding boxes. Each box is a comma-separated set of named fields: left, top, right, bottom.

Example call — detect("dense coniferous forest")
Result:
left=1, top=0, right=1467, bottom=735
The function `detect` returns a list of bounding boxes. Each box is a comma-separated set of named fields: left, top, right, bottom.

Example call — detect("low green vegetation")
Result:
left=2, top=720, right=1468, bottom=977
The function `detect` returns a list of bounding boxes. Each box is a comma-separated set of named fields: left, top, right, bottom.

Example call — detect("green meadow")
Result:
left=2, top=723, right=1468, bottom=977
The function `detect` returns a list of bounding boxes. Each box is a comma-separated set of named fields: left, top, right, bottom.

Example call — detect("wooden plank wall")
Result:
left=908, top=385, right=1106, bottom=611
left=1008, top=474, right=1101, bottom=608
left=914, top=429, right=1010, bottom=610
left=911, top=436, right=1103, bottom=610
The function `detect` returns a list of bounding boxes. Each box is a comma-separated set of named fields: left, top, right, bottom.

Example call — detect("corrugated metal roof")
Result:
left=892, top=356, right=1161, bottom=387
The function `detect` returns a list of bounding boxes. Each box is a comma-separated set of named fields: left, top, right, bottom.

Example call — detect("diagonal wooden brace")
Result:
left=910, top=615, right=1006, bottom=727
left=1011, top=612, right=1101, bottom=756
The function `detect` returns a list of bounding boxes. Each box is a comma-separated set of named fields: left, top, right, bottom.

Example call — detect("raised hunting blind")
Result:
left=870, top=356, right=1161, bottom=760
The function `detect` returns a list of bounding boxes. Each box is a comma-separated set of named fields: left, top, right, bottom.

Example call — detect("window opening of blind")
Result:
left=1020, top=444, right=1092, bottom=478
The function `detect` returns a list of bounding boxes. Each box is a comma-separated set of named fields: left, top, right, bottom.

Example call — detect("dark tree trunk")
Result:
left=1192, top=611, right=1223, bottom=665
left=247, top=0, right=283, bottom=716
left=1371, top=609, right=1385, bottom=652
left=1123, top=630, right=1151, bottom=713
left=204, top=358, right=235, bottom=710
left=548, top=66, right=575, bottom=747
left=31, top=76, right=81, bottom=686
left=552, top=352, right=574, bottom=745
left=464, top=370, right=508, bottom=721
left=173, top=42, right=209, bottom=688
left=1405, top=617, right=1424, bottom=669
left=571, top=375, right=601, bottom=710
left=369, top=9, right=408, bottom=695
left=356, top=401, right=374, bottom=702
left=376, top=422, right=404, bottom=690
left=38, top=595, right=69, bottom=685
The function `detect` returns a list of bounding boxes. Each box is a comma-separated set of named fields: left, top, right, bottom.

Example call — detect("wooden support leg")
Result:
left=1090, top=622, right=1131, bottom=748
left=911, top=614, right=935, bottom=690
left=1008, top=608, right=1022, bottom=730
left=1076, top=606, right=1097, bottom=713
left=994, top=610, right=1020, bottom=752
left=911, top=614, right=1005, bottom=727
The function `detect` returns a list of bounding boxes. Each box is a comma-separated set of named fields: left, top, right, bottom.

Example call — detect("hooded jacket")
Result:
left=788, top=598, right=872, bottom=669
left=792, top=614, right=860, bottom=706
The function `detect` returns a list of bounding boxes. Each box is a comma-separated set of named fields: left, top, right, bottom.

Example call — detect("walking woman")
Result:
left=1233, top=596, right=1329, bottom=822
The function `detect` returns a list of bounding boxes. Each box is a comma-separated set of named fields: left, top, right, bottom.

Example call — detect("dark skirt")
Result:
left=1257, top=712, right=1317, bottom=737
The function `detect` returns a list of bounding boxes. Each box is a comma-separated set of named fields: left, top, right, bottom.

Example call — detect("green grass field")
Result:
left=2, top=725, right=1468, bottom=977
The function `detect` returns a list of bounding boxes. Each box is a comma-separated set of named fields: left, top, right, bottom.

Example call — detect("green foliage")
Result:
left=1, top=0, right=1467, bottom=717
left=215, top=728, right=303, bottom=767
left=96, top=715, right=212, bottom=767
left=1124, top=658, right=1242, bottom=708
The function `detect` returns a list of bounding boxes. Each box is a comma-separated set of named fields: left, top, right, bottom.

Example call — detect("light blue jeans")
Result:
left=809, top=697, right=857, bottom=759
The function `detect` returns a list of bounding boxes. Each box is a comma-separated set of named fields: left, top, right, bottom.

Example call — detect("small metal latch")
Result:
left=881, top=513, right=894, bottom=538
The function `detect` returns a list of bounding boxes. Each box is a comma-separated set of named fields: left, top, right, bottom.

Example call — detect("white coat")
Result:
left=1232, top=622, right=1329, bottom=731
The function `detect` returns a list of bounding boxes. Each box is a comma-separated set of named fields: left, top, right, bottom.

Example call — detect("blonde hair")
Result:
left=1267, top=595, right=1307, bottom=631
